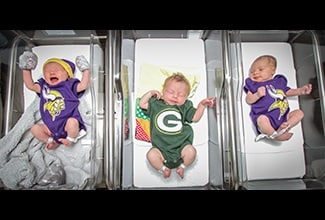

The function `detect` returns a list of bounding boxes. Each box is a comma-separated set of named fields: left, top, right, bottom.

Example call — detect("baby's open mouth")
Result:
left=50, top=77, right=59, bottom=83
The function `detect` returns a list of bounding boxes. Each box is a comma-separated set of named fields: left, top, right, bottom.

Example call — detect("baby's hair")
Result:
left=253, top=55, right=277, bottom=69
left=163, top=72, right=191, bottom=96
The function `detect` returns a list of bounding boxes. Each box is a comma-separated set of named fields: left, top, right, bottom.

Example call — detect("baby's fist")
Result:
left=19, top=51, right=38, bottom=70
left=75, top=55, right=89, bottom=72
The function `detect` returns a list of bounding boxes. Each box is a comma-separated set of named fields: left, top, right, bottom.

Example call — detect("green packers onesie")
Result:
left=142, top=97, right=196, bottom=169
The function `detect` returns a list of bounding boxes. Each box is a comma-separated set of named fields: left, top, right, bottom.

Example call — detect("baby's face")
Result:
left=43, top=62, right=69, bottom=85
left=249, top=59, right=275, bottom=82
left=162, top=79, right=189, bottom=106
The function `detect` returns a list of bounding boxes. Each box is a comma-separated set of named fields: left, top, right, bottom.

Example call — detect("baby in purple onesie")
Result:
left=19, top=51, right=90, bottom=150
left=244, top=55, right=312, bottom=141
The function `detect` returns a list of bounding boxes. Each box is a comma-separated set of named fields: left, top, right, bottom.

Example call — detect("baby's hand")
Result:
left=75, top=55, right=90, bottom=72
left=151, top=90, right=161, bottom=99
left=201, top=97, right=215, bottom=108
left=257, top=86, right=266, bottom=97
left=300, top=84, right=312, bottom=95
left=19, top=51, right=38, bottom=70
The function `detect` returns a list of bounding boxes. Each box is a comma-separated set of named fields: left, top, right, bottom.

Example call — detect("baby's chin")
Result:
left=46, top=77, right=65, bottom=85
left=165, top=101, right=185, bottom=106
left=46, top=79, right=61, bottom=86
left=252, top=78, right=264, bottom=82
left=251, top=77, right=272, bottom=82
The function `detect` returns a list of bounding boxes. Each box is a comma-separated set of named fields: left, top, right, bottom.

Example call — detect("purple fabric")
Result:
left=61, top=59, right=75, bottom=76
left=37, top=78, right=86, bottom=143
left=243, top=74, right=291, bottom=134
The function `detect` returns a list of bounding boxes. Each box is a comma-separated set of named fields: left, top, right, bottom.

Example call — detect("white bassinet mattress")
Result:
left=240, top=43, right=306, bottom=180
left=133, top=39, right=209, bottom=188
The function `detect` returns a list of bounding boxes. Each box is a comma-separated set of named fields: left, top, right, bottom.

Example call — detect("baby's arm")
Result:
left=286, top=83, right=312, bottom=97
left=22, top=70, right=40, bottom=93
left=192, top=97, right=215, bottom=122
left=139, top=90, right=161, bottom=110
left=76, top=55, right=91, bottom=92
left=19, top=51, right=40, bottom=93
left=77, top=69, right=91, bottom=92
left=245, top=86, right=266, bottom=104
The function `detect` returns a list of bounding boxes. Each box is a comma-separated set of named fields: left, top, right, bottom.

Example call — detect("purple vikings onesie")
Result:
left=243, top=74, right=291, bottom=134
left=37, top=78, right=86, bottom=143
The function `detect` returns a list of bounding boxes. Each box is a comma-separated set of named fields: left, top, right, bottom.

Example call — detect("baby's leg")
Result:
left=147, top=148, right=171, bottom=178
left=176, top=164, right=186, bottom=179
left=274, top=123, right=293, bottom=141
left=176, top=145, right=197, bottom=179
left=46, top=139, right=60, bottom=150
left=31, top=124, right=59, bottom=149
left=256, top=115, right=275, bottom=136
left=286, top=109, right=304, bottom=128
left=160, top=166, right=171, bottom=178
left=274, top=110, right=304, bottom=141
left=58, top=138, right=73, bottom=146
left=31, top=124, right=51, bottom=143
left=59, top=118, right=80, bottom=146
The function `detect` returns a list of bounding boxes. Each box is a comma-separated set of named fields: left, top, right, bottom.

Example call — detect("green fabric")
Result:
left=143, top=97, right=196, bottom=169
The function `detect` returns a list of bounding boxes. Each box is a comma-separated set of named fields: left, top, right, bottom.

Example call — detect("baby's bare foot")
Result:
left=58, top=138, right=73, bottom=146
left=163, top=167, right=171, bottom=178
left=278, top=122, right=290, bottom=132
left=46, top=141, right=59, bottom=150
left=176, top=164, right=186, bottom=179
left=275, top=132, right=293, bottom=141
left=176, top=167, right=185, bottom=179
left=274, top=122, right=292, bottom=141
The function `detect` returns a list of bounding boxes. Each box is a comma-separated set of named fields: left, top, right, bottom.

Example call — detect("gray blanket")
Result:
left=0, top=94, right=94, bottom=190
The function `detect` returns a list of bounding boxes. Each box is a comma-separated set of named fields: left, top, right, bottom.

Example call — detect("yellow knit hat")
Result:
left=43, top=58, right=75, bottom=78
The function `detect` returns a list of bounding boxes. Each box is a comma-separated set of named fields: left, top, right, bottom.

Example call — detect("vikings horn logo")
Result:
left=42, top=86, right=65, bottom=121
left=266, top=84, right=289, bottom=120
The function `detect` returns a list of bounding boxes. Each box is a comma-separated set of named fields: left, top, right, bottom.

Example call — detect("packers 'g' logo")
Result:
left=155, top=108, right=182, bottom=135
